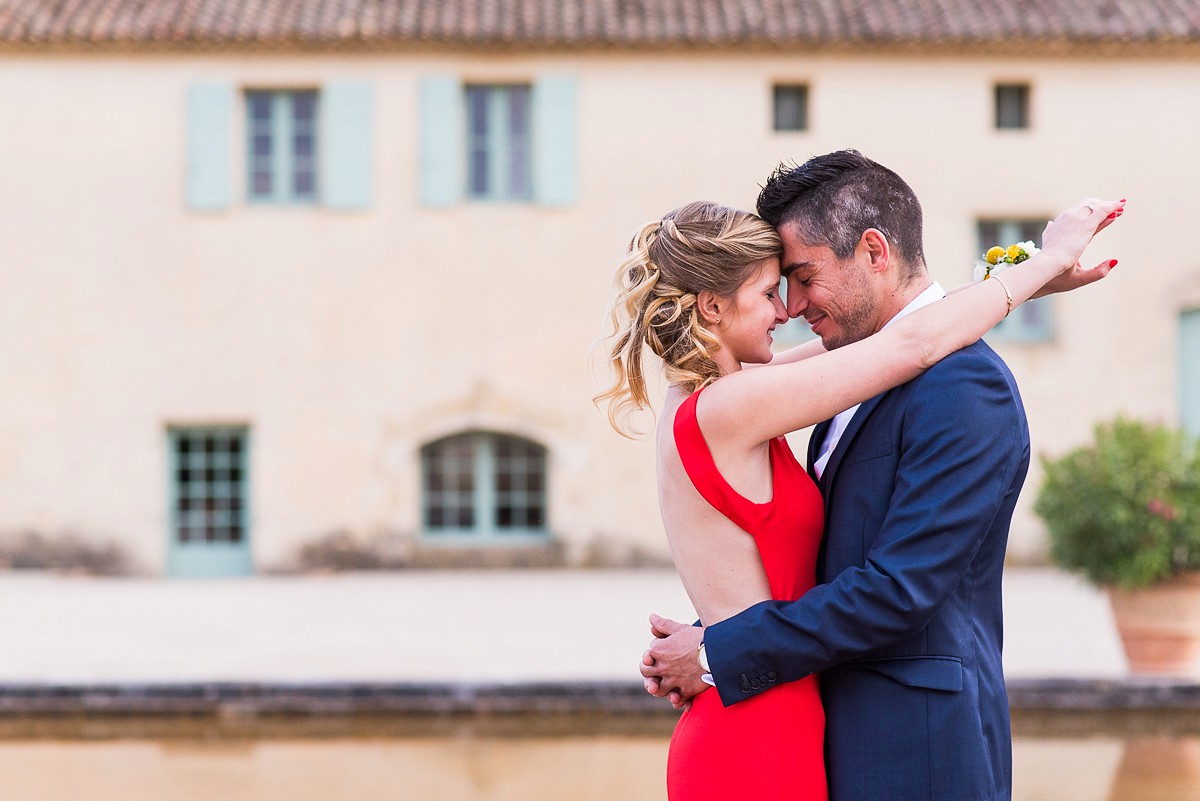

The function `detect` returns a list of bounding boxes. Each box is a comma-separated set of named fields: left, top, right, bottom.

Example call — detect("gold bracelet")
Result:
left=993, top=275, right=1013, bottom=318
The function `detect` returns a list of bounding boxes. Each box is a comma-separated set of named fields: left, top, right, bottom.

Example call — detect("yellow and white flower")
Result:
left=974, top=240, right=1039, bottom=281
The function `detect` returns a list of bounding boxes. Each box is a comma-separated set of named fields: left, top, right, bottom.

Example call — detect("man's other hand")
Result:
left=639, top=613, right=708, bottom=709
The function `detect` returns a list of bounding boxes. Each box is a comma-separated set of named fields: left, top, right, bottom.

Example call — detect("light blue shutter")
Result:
left=1182, top=309, right=1200, bottom=438
left=321, top=82, right=374, bottom=209
left=532, top=75, right=578, bottom=206
left=186, top=83, right=233, bottom=210
left=419, top=76, right=463, bottom=207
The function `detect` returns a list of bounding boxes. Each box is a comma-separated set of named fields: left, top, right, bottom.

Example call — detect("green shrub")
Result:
left=1035, top=418, right=1200, bottom=589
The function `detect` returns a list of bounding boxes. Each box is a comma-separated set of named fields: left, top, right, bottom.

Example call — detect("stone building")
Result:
left=1, top=0, right=1198, bottom=575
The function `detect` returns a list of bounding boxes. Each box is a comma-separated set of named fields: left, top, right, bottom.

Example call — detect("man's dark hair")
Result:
left=757, top=150, right=926, bottom=280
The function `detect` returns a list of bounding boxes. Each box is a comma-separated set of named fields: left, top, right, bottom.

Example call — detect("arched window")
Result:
left=421, top=432, right=547, bottom=538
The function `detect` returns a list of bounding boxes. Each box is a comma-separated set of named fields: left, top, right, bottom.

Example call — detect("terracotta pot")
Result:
left=1107, top=572, right=1200, bottom=676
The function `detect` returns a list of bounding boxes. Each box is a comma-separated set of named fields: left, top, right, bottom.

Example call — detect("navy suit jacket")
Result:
left=705, top=340, right=1027, bottom=801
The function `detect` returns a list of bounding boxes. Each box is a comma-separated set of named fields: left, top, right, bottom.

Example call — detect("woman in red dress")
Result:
left=596, top=197, right=1121, bottom=800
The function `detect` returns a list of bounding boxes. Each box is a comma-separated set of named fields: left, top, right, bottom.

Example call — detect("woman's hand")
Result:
left=1030, top=256, right=1119, bottom=299
left=1039, top=197, right=1125, bottom=274
left=1029, top=197, right=1124, bottom=297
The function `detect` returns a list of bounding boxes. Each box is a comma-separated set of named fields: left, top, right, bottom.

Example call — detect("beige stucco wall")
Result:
left=1, top=47, right=1197, bottom=572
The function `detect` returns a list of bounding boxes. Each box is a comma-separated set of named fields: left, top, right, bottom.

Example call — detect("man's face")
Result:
left=777, top=221, right=881, bottom=350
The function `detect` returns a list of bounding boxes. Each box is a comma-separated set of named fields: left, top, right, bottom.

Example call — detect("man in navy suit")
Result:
left=642, top=151, right=1030, bottom=801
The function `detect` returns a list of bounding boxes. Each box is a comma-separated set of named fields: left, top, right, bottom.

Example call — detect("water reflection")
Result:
left=1108, top=737, right=1200, bottom=801
left=0, top=713, right=1197, bottom=801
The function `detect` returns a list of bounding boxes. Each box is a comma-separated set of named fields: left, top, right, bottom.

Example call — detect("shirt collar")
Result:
left=881, top=280, right=946, bottom=331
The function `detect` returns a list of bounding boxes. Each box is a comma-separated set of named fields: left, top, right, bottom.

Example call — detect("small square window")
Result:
left=773, top=85, right=809, bottom=132
left=995, top=84, right=1030, bottom=130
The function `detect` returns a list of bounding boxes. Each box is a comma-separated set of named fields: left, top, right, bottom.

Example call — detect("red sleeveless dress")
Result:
left=666, top=389, right=828, bottom=801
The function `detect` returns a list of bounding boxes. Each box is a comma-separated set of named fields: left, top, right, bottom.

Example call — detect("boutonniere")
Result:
left=973, top=240, right=1039, bottom=282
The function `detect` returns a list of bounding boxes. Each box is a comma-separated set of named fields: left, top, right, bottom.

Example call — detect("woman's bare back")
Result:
left=656, top=386, right=774, bottom=626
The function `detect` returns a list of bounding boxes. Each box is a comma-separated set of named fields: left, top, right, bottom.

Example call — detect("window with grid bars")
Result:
left=977, top=219, right=1052, bottom=342
left=465, top=85, right=533, bottom=201
left=422, top=432, right=547, bottom=537
left=246, top=89, right=319, bottom=203
left=170, top=428, right=248, bottom=545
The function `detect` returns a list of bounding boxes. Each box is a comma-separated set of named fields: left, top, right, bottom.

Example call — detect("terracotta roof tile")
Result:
left=0, top=0, right=1197, bottom=47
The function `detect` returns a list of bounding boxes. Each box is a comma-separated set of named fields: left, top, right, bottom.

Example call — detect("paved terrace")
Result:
left=5, top=566, right=1200, bottom=719
left=0, top=566, right=1128, bottom=684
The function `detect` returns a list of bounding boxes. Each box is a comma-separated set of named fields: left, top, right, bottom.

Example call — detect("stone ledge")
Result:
left=0, top=678, right=1199, bottom=717
left=0, top=681, right=656, bottom=716
left=1007, top=677, right=1200, bottom=710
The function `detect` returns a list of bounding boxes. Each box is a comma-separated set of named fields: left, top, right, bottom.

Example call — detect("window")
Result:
left=422, top=432, right=547, bottom=538
left=772, top=275, right=816, bottom=346
left=170, top=428, right=248, bottom=545
left=419, top=75, right=577, bottom=207
left=994, top=83, right=1030, bottom=130
left=466, top=84, right=533, bottom=201
left=247, top=90, right=319, bottom=203
left=187, top=82, right=372, bottom=211
left=773, top=84, right=809, bottom=132
left=977, top=220, right=1052, bottom=341
left=167, top=426, right=252, bottom=577
left=1182, top=310, right=1200, bottom=438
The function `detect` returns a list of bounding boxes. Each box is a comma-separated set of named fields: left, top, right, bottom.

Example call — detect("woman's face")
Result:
left=718, top=257, right=788, bottom=365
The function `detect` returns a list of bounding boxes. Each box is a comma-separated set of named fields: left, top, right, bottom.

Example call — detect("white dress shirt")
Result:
left=813, top=281, right=946, bottom=480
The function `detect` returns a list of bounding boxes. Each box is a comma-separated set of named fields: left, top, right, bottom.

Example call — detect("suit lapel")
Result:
left=819, top=392, right=888, bottom=498
left=810, top=418, right=832, bottom=584
left=811, top=399, right=882, bottom=584
left=808, top=418, right=831, bottom=481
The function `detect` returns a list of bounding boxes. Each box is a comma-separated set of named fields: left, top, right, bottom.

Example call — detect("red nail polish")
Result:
left=1109, top=259, right=1118, bottom=268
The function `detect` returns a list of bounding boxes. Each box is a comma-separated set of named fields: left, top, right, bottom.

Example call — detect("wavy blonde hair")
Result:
left=595, top=201, right=782, bottom=436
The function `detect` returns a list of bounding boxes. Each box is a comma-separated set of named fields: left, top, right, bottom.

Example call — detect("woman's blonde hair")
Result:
left=595, top=201, right=781, bottom=436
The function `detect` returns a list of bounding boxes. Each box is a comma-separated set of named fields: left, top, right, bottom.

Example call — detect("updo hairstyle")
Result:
left=595, top=201, right=781, bottom=436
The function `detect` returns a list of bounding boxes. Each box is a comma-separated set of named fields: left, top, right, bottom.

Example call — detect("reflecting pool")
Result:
left=0, top=711, right=1197, bottom=801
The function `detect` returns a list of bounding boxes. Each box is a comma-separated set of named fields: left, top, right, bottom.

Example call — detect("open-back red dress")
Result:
left=666, top=389, right=828, bottom=801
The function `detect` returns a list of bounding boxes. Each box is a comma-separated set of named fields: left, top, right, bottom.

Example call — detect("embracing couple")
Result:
left=597, top=150, right=1123, bottom=801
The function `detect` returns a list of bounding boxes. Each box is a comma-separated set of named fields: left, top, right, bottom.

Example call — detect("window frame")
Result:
left=165, top=425, right=253, bottom=578
left=245, top=88, right=320, bottom=205
left=976, top=219, right=1054, bottom=343
left=771, top=273, right=817, bottom=347
left=1181, top=309, right=1200, bottom=439
left=421, top=431, right=549, bottom=543
left=994, top=83, right=1031, bottom=130
left=772, top=84, right=810, bottom=132
left=168, top=426, right=250, bottom=547
left=465, top=84, right=534, bottom=202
